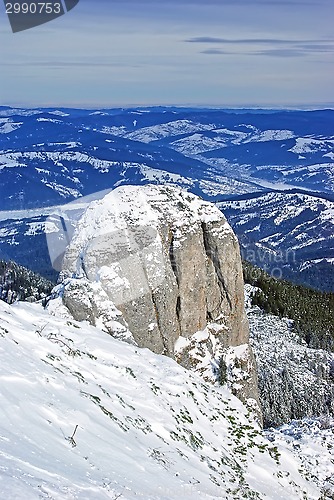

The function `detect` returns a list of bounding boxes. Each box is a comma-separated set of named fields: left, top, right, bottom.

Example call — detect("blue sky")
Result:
left=0, top=0, right=333, bottom=108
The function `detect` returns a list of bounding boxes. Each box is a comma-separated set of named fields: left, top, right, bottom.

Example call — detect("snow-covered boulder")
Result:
left=56, top=185, right=260, bottom=416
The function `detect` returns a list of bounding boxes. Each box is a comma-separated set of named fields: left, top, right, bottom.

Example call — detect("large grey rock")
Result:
left=48, top=277, right=136, bottom=345
left=60, top=185, right=261, bottom=420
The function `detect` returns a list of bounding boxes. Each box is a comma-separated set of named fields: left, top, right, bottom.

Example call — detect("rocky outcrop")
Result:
left=58, top=185, right=261, bottom=419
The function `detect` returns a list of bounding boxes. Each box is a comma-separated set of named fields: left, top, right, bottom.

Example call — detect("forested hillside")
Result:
left=243, top=261, right=334, bottom=351
left=0, top=260, right=53, bottom=304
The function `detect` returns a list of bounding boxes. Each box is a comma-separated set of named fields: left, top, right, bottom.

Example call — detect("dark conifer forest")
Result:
left=243, top=261, right=334, bottom=351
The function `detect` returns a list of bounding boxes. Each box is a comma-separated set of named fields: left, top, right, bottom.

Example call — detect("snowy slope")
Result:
left=0, top=299, right=321, bottom=499
left=266, top=418, right=334, bottom=498
left=0, top=144, right=258, bottom=211
left=288, top=138, right=334, bottom=155
left=124, top=120, right=215, bottom=143
left=171, top=133, right=230, bottom=155
left=170, top=129, right=296, bottom=155
left=219, top=192, right=334, bottom=251
left=218, top=191, right=334, bottom=291
left=0, top=119, right=23, bottom=134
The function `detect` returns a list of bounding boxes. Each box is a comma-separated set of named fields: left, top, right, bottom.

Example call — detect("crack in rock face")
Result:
left=57, top=184, right=261, bottom=420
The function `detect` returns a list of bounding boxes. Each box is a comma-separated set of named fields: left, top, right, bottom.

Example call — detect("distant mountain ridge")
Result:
left=0, top=106, right=333, bottom=290
left=218, top=191, right=334, bottom=291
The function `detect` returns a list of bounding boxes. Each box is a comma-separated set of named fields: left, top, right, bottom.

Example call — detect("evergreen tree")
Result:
left=0, top=260, right=53, bottom=304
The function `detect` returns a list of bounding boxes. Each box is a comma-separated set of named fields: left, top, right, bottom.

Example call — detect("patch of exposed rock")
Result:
left=56, top=185, right=260, bottom=419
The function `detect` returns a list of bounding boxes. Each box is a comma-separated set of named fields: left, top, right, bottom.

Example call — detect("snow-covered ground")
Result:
left=245, top=284, right=334, bottom=498
left=288, top=137, right=334, bottom=155
left=219, top=191, right=334, bottom=258
left=124, top=120, right=215, bottom=143
left=0, top=120, right=23, bottom=134
left=170, top=129, right=296, bottom=155
left=266, top=417, right=334, bottom=499
left=0, top=151, right=148, bottom=174
left=0, top=298, right=322, bottom=499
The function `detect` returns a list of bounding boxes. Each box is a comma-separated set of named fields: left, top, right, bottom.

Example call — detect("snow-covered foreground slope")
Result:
left=266, top=418, right=334, bottom=499
left=0, top=299, right=321, bottom=499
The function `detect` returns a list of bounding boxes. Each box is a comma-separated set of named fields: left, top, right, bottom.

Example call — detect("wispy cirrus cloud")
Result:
left=1, top=61, right=139, bottom=68
left=186, top=36, right=334, bottom=57
left=186, top=37, right=324, bottom=44
left=255, top=49, right=309, bottom=58
left=1, top=0, right=333, bottom=106
left=201, top=49, right=235, bottom=55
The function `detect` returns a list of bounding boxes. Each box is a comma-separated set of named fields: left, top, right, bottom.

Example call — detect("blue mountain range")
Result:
left=0, top=106, right=333, bottom=290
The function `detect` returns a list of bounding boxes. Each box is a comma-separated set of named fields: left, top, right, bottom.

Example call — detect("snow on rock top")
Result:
left=63, top=184, right=230, bottom=249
